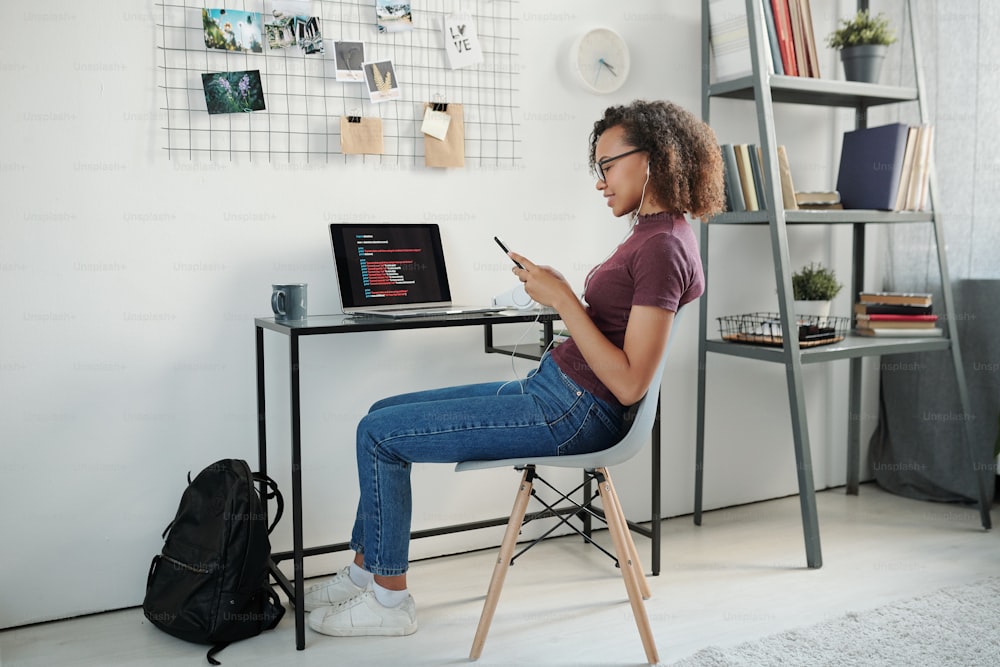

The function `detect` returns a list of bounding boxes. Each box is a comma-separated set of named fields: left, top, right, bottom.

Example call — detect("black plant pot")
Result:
left=840, top=44, right=888, bottom=83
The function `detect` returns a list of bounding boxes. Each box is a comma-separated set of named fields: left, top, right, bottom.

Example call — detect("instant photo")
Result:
left=335, top=41, right=366, bottom=82
left=363, top=60, right=401, bottom=103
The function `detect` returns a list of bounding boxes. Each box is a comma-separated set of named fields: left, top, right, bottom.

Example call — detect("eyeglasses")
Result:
left=594, top=147, right=644, bottom=182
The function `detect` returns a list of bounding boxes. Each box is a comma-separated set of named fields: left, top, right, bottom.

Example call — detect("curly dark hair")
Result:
left=589, top=100, right=726, bottom=220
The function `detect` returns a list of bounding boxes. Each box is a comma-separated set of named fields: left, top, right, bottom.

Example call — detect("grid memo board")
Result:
left=156, top=1, right=521, bottom=166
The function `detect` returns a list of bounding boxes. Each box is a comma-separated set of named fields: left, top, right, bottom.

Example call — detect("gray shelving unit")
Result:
left=695, top=0, right=992, bottom=569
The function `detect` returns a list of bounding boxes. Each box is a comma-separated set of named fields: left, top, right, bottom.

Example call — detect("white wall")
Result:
left=0, top=0, right=878, bottom=628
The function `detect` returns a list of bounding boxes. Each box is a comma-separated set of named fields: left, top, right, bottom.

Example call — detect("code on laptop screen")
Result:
left=330, top=223, right=452, bottom=309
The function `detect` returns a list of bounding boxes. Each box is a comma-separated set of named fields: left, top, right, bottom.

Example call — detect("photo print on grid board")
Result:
left=203, top=9, right=263, bottom=53
left=364, top=60, right=401, bottom=103
left=201, top=70, right=265, bottom=114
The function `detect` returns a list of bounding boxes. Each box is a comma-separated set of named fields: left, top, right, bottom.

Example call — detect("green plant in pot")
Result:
left=792, top=262, right=842, bottom=320
left=826, top=9, right=897, bottom=84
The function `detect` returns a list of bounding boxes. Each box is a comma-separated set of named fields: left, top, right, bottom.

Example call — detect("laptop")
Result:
left=329, top=222, right=509, bottom=318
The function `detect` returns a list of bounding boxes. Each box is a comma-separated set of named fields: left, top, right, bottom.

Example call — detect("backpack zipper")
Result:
left=161, top=554, right=214, bottom=574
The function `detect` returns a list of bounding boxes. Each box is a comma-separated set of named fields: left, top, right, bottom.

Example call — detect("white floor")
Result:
left=2, top=483, right=997, bottom=667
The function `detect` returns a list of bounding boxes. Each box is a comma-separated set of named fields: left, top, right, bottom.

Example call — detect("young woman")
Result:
left=305, top=99, right=725, bottom=637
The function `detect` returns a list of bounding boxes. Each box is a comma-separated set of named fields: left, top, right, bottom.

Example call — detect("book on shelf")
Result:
left=853, top=302, right=933, bottom=316
left=836, top=122, right=911, bottom=210
left=893, top=126, right=919, bottom=211
left=720, top=144, right=746, bottom=212
left=855, top=326, right=943, bottom=337
left=798, top=202, right=844, bottom=210
left=762, top=0, right=784, bottom=76
left=785, top=0, right=806, bottom=78
left=762, top=145, right=799, bottom=210
left=748, top=145, right=768, bottom=208
left=903, top=124, right=934, bottom=211
left=858, top=291, right=933, bottom=307
left=770, top=0, right=798, bottom=76
left=734, top=144, right=759, bottom=211
left=708, top=0, right=752, bottom=81
left=795, top=191, right=840, bottom=205
left=796, top=191, right=842, bottom=211
left=854, top=314, right=938, bottom=329
left=795, top=0, right=820, bottom=77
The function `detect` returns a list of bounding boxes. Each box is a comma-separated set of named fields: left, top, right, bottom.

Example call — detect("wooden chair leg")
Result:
left=605, top=472, right=652, bottom=600
left=596, top=468, right=660, bottom=666
left=469, top=467, right=535, bottom=661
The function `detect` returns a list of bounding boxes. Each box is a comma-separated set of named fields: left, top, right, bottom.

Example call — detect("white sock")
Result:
left=348, top=563, right=373, bottom=588
left=372, top=581, right=409, bottom=608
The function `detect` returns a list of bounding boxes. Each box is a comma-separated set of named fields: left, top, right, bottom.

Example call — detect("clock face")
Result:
left=574, top=28, right=630, bottom=94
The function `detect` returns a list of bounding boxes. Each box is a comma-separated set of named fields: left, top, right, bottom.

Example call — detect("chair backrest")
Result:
left=456, top=310, right=683, bottom=472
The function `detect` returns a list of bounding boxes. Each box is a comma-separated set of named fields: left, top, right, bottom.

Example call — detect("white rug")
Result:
left=670, top=578, right=1000, bottom=666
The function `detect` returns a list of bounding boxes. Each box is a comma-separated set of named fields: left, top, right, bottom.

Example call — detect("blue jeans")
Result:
left=349, top=354, right=626, bottom=576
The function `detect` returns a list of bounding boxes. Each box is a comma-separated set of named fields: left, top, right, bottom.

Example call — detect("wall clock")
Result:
left=572, top=27, right=631, bottom=94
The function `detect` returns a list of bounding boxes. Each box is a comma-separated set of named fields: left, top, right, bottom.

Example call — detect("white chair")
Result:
left=456, top=317, right=681, bottom=665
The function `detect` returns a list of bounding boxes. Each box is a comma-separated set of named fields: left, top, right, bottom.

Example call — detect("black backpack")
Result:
left=143, top=459, right=285, bottom=664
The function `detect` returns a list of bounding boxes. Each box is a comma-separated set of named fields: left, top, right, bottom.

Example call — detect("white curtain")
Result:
left=868, top=0, right=999, bottom=504
left=878, top=0, right=1000, bottom=287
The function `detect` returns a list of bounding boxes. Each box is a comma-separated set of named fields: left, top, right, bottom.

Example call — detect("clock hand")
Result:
left=598, top=58, right=618, bottom=77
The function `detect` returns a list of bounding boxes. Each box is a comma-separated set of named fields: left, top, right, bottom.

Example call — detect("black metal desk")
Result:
left=254, top=310, right=663, bottom=650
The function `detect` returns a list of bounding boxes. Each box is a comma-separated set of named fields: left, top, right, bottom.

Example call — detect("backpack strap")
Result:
left=252, top=473, right=284, bottom=534
left=145, top=555, right=160, bottom=590
left=206, top=641, right=229, bottom=665
left=264, top=586, right=286, bottom=630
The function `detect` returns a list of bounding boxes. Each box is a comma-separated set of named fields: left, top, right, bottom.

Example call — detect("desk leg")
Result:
left=256, top=326, right=268, bottom=515
left=289, top=334, right=306, bottom=650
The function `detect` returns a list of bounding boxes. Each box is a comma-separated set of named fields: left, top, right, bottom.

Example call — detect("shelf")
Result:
left=708, top=210, right=935, bottom=225
left=705, top=333, right=951, bottom=364
left=709, top=75, right=918, bottom=108
left=485, top=344, right=547, bottom=362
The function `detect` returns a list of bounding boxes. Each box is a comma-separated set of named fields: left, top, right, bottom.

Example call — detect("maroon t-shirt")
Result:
left=550, top=212, right=704, bottom=407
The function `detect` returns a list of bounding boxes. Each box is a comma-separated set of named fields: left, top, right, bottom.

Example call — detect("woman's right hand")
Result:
left=509, top=252, right=575, bottom=311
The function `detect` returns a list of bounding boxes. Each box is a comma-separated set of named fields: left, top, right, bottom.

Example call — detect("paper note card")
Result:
left=421, top=107, right=451, bottom=140
left=442, top=14, right=483, bottom=69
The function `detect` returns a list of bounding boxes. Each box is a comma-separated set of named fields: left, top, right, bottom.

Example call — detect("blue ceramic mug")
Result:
left=271, top=283, right=307, bottom=321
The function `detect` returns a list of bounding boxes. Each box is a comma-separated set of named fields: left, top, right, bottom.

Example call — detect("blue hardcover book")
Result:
left=836, top=122, right=910, bottom=210
left=762, top=0, right=785, bottom=76
left=721, top=143, right=745, bottom=212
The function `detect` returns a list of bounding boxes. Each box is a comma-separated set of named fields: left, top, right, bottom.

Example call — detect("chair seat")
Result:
left=454, top=440, right=643, bottom=472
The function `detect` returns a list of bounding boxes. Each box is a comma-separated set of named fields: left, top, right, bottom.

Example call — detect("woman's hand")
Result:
left=508, top=252, right=576, bottom=310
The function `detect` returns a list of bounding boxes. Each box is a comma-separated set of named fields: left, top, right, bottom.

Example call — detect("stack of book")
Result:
left=836, top=123, right=935, bottom=211
left=720, top=143, right=797, bottom=212
left=795, top=191, right=842, bottom=210
left=708, top=0, right=820, bottom=81
left=854, top=292, right=942, bottom=337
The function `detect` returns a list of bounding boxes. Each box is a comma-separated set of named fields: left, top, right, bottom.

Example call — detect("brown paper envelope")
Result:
left=423, top=103, right=465, bottom=168
left=340, top=116, right=384, bottom=155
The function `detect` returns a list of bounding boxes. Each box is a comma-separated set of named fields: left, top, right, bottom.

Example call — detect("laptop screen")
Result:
left=330, top=223, right=453, bottom=312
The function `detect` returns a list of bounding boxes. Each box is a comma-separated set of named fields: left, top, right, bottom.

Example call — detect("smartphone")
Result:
left=494, top=236, right=525, bottom=269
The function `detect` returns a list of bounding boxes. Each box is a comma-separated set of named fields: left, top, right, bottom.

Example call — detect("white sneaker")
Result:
left=302, top=566, right=365, bottom=612
left=308, top=589, right=417, bottom=637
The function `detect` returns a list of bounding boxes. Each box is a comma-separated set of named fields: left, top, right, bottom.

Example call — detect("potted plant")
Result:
left=826, top=9, right=897, bottom=84
left=792, top=262, right=842, bottom=320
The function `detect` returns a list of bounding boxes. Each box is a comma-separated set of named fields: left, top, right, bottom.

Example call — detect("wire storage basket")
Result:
left=718, top=312, right=848, bottom=348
